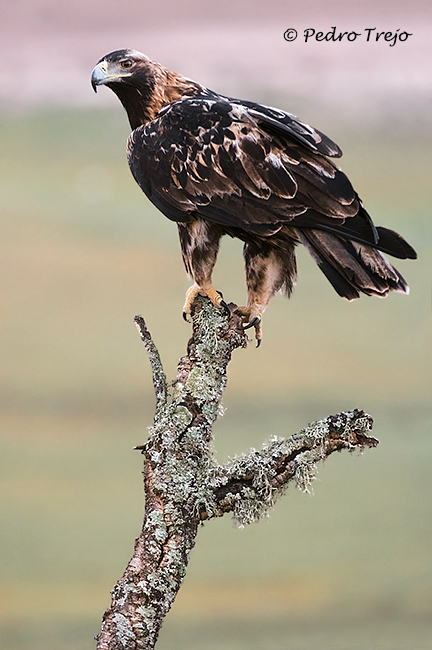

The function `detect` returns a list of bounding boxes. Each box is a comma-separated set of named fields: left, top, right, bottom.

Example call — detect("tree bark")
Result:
left=95, top=297, right=378, bottom=650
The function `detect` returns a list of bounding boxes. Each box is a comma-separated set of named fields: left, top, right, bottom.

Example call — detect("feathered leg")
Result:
left=237, top=239, right=297, bottom=345
left=178, top=220, right=229, bottom=319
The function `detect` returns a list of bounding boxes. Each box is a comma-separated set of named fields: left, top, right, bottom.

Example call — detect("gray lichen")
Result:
left=113, top=613, right=136, bottom=648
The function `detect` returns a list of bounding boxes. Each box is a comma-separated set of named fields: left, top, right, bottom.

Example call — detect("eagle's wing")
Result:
left=231, top=99, right=343, bottom=158
left=127, top=97, right=412, bottom=256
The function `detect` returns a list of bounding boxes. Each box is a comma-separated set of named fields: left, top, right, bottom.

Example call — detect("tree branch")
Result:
left=134, top=315, right=167, bottom=411
left=95, top=297, right=378, bottom=650
left=200, top=409, right=377, bottom=526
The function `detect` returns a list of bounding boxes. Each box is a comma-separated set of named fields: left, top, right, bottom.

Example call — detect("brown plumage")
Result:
left=91, top=49, right=417, bottom=344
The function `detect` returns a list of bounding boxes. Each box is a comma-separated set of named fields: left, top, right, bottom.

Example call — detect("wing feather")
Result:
left=239, top=103, right=343, bottom=158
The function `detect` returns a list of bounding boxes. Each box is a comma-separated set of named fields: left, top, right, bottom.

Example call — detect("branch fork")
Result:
left=96, top=297, right=378, bottom=650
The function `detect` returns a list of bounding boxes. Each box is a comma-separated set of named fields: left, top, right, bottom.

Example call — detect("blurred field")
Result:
left=0, top=107, right=431, bottom=650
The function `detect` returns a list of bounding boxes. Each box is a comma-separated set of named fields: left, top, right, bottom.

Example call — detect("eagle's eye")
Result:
left=120, top=59, right=133, bottom=70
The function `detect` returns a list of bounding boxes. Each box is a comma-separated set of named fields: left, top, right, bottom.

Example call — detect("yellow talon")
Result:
left=183, top=283, right=229, bottom=319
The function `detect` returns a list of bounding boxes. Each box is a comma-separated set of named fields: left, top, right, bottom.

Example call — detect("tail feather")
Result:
left=300, top=229, right=410, bottom=300
left=375, top=226, right=417, bottom=260
left=294, top=205, right=417, bottom=261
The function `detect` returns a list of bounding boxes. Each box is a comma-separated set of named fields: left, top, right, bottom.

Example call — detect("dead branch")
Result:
left=95, top=297, right=378, bottom=650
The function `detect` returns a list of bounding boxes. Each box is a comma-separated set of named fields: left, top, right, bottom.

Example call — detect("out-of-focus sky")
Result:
left=1, top=0, right=431, bottom=129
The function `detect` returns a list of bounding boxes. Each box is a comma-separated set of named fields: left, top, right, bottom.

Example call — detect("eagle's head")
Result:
left=91, top=49, right=207, bottom=129
left=91, top=49, right=152, bottom=94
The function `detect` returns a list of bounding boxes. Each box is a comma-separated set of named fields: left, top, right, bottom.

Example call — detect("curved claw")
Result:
left=183, top=311, right=191, bottom=323
left=220, top=299, right=231, bottom=316
left=256, top=338, right=262, bottom=348
left=244, top=316, right=260, bottom=330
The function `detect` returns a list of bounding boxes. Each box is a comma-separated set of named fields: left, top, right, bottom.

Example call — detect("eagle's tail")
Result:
left=299, top=228, right=413, bottom=300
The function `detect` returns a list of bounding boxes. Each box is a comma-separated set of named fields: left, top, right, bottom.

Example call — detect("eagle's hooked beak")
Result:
left=91, top=60, right=109, bottom=92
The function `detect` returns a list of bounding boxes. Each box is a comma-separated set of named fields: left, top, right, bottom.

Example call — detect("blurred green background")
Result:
left=1, top=2, right=431, bottom=649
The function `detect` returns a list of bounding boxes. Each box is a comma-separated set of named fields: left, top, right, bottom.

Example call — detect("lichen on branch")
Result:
left=96, top=297, right=378, bottom=650
left=204, top=408, right=377, bottom=527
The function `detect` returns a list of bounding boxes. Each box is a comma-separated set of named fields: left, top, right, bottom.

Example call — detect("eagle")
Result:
left=91, top=49, right=416, bottom=345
